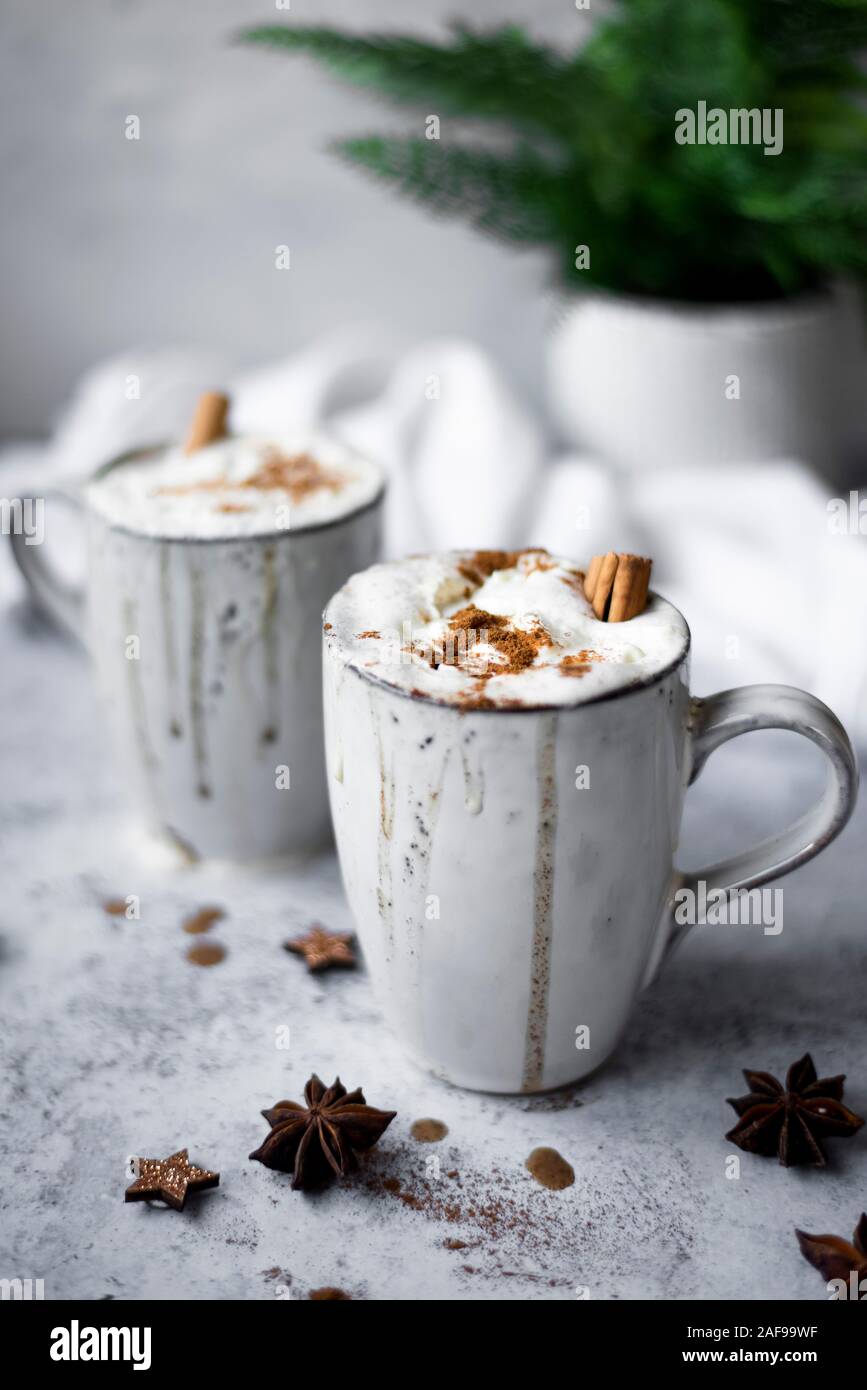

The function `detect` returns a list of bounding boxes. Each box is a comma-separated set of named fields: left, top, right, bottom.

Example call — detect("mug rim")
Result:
left=85, top=440, right=387, bottom=544
left=327, top=595, right=692, bottom=714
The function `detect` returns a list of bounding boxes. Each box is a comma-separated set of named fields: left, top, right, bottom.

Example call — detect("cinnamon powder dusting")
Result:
left=240, top=449, right=345, bottom=501
left=420, top=605, right=552, bottom=678
left=460, top=606, right=550, bottom=673
left=355, top=1142, right=581, bottom=1287
left=411, top=602, right=554, bottom=710
left=559, top=649, right=604, bottom=678
left=457, top=548, right=549, bottom=586
left=157, top=448, right=347, bottom=504
left=393, top=549, right=613, bottom=708
left=559, top=568, right=586, bottom=593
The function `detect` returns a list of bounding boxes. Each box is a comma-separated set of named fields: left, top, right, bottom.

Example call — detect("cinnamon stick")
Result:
left=184, top=391, right=229, bottom=455
left=589, top=552, right=619, bottom=620
left=583, top=551, right=652, bottom=622
left=609, top=554, right=652, bottom=622
left=583, top=554, right=603, bottom=603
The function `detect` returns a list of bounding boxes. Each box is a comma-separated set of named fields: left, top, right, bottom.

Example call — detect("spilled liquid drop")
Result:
left=186, top=941, right=226, bottom=967
left=525, top=1146, right=574, bottom=1190
left=410, top=1118, right=449, bottom=1143
left=183, top=906, right=225, bottom=935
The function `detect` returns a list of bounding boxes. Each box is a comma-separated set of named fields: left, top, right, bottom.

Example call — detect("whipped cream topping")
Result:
left=324, top=550, right=689, bottom=708
left=87, top=433, right=384, bottom=539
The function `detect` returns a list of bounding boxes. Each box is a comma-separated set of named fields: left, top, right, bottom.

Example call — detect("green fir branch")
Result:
left=333, top=136, right=569, bottom=245
left=240, top=23, right=583, bottom=139
left=240, top=5, right=867, bottom=300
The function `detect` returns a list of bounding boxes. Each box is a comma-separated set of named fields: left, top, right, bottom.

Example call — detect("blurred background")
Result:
left=0, top=0, right=583, bottom=438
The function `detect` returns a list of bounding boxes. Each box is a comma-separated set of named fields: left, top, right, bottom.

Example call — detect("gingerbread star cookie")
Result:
left=125, top=1149, right=219, bottom=1212
left=283, top=923, right=356, bottom=973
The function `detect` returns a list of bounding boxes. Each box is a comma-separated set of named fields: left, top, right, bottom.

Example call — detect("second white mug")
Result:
left=12, top=436, right=385, bottom=859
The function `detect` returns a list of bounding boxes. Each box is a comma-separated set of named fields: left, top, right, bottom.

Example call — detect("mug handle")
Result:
left=642, top=684, right=859, bottom=987
left=8, top=487, right=86, bottom=644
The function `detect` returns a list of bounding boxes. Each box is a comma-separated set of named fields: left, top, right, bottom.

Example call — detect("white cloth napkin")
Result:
left=3, top=327, right=866, bottom=745
left=533, top=457, right=867, bottom=741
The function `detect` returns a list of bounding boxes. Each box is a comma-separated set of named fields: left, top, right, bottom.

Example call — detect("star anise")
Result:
left=796, top=1214, right=867, bottom=1299
left=249, top=1074, right=396, bottom=1191
left=726, top=1053, right=864, bottom=1167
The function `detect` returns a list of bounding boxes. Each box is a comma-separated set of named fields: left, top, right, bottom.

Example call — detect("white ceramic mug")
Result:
left=323, top=613, right=857, bottom=1092
left=12, top=444, right=384, bottom=859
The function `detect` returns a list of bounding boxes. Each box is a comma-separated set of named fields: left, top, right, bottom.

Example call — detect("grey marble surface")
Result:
left=0, top=595, right=865, bottom=1303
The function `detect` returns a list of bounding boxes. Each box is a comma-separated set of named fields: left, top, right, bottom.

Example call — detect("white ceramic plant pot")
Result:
left=547, top=285, right=867, bottom=471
